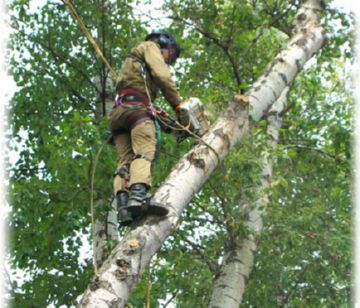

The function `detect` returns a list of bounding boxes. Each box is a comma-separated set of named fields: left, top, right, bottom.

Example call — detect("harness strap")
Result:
left=113, top=165, right=130, bottom=190
left=127, top=52, right=146, bottom=64
left=118, top=88, right=148, bottom=102
left=113, top=165, right=130, bottom=179
left=127, top=111, right=152, bottom=130
left=133, top=153, right=153, bottom=163
left=115, top=88, right=149, bottom=108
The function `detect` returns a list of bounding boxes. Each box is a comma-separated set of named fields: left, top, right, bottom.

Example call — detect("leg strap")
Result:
left=113, top=165, right=130, bottom=179
left=133, top=153, right=153, bottom=163
left=114, top=165, right=130, bottom=190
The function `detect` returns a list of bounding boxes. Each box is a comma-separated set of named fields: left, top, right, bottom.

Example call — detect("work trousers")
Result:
left=109, top=104, right=156, bottom=195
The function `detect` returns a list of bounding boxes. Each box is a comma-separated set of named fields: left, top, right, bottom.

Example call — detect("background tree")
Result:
left=7, top=0, right=353, bottom=307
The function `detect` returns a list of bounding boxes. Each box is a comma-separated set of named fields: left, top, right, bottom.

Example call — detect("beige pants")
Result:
left=109, top=105, right=156, bottom=195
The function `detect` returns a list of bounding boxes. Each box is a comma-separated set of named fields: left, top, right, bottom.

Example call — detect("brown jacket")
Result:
left=116, top=41, right=181, bottom=109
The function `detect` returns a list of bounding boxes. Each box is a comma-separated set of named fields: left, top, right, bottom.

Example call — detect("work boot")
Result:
left=116, top=190, right=133, bottom=227
left=126, top=183, right=169, bottom=217
left=125, top=183, right=149, bottom=215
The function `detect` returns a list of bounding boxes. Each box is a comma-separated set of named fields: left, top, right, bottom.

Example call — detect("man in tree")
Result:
left=109, top=30, right=183, bottom=226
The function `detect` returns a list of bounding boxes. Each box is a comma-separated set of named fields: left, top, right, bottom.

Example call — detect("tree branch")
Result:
left=191, top=199, right=225, bottom=227
left=281, top=144, right=347, bottom=164
left=237, top=6, right=294, bottom=69
left=226, top=4, right=238, bottom=47
left=278, top=264, right=309, bottom=306
left=3, top=264, right=17, bottom=293
left=162, top=291, right=178, bottom=307
left=182, top=238, right=219, bottom=274
left=41, top=66, right=89, bottom=106
left=170, top=15, right=243, bottom=86
left=207, top=180, right=237, bottom=238
left=278, top=100, right=296, bottom=117
left=208, top=85, right=290, bottom=307
left=100, top=0, right=107, bottom=117
left=16, top=25, right=100, bottom=94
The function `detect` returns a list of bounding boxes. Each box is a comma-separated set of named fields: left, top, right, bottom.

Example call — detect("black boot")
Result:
left=126, top=184, right=169, bottom=217
left=125, top=183, right=148, bottom=215
left=116, top=191, right=133, bottom=227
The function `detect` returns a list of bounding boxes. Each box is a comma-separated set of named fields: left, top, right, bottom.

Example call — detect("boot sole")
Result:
left=125, top=200, right=168, bottom=217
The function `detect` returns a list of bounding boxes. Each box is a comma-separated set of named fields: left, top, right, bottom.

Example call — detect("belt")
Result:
left=122, top=95, right=145, bottom=102
left=114, top=88, right=149, bottom=108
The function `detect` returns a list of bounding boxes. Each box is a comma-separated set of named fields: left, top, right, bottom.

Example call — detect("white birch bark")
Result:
left=248, top=0, right=326, bottom=121
left=79, top=1, right=327, bottom=306
left=208, top=87, right=289, bottom=308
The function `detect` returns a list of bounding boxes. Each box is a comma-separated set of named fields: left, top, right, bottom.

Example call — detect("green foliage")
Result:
left=8, top=0, right=354, bottom=307
left=8, top=0, right=145, bottom=306
left=243, top=148, right=352, bottom=306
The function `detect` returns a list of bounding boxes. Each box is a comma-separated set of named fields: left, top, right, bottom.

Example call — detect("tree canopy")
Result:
left=7, top=0, right=354, bottom=306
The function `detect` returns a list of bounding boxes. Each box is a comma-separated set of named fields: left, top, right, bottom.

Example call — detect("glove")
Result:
left=176, top=110, right=189, bottom=128
left=157, top=115, right=175, bottom=134
left=175, top=130, right=191, bottom=143
left=175, top=100, right=189, bottom=127
left=155, top=107, right=177, bottom=133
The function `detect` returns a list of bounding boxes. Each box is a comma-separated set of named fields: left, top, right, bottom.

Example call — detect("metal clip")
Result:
left=114, top=94, right=124, bottom=107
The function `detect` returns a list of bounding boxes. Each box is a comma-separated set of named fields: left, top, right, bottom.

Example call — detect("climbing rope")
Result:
left=90, top=138, right=111, bottom=276
left=61, top=0, right=118, bottom=276
left=61, top=0, right=118, bottom=81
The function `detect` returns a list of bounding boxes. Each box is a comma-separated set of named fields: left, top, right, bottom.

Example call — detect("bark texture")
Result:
left=208, top=87, right=288, bottom=308
left=248, top=0, right=327, bottom=121
left=80, top=1, right=328, bottom=306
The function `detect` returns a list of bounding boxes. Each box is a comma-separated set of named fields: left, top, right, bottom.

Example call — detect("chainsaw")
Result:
left=156, top=97, right=210, bottom=143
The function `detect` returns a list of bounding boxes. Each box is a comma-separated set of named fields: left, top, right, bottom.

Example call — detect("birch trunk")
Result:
left=208, top=87, right=289, bottom=308
left=80, top=1, right=327, bottom=306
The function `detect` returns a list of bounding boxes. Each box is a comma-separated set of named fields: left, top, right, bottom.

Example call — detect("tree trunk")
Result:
left=79, top=1, right=327, bottom=306
left=208, top=87, right=288, bottom=308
